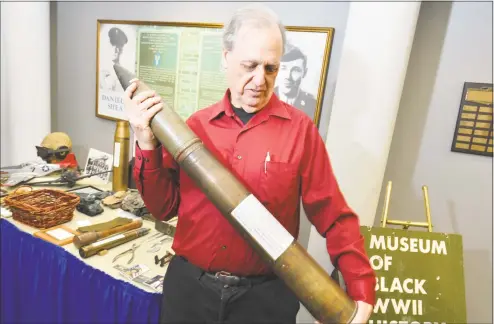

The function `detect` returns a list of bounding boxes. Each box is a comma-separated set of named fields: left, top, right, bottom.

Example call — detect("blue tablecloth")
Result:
left=1, top=219, right=162, bottom=323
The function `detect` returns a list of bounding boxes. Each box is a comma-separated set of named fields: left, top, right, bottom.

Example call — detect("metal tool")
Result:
left=147, top=236, right=172, bottom=253
left=143, top=232, right=165, bottom=243
left=112, top=243, right=140, bottom=264
left=28, top=169, right=112, bottom=188
left=155, top=251, right=173, bottom=267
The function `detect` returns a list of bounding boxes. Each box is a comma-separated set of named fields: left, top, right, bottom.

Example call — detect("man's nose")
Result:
left=288, top=70, right=296, bottom=80
left=252, top=66, right=266, bottom=87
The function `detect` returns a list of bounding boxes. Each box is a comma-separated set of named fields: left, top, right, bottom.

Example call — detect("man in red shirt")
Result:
left=124, top=4, right=375, bottom=324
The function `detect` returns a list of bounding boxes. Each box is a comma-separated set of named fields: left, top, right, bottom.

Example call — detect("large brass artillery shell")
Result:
left=114, top=64, right=357, bottom=324
left=73, top=219, right=143, bottom=249
left=112, top=120, right=130, bottom=192
left=79, top=227, right=150, bottom=259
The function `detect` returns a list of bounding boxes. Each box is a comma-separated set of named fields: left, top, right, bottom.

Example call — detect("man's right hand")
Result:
left=123, top=79, right=164, bottom=150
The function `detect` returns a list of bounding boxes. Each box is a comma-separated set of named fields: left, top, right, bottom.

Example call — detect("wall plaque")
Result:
left=451, top=82, right=493, bottom=157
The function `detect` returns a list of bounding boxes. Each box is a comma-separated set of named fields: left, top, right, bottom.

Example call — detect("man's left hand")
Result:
left=349, top=301, right=373, bottom=323
left=315, top=301, right=373, bottom=324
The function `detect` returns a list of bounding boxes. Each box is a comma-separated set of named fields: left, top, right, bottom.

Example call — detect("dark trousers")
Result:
left=159, top=256, right=300, bottom=324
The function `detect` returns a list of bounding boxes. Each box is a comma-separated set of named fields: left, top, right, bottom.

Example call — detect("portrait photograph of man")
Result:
left=274, top=30, right=332, bottom=127
left=275, top=43, right=317, bottom=120
left=97, top=23, right=137, bottom=120
left=99, top=25, right=136, bottom=92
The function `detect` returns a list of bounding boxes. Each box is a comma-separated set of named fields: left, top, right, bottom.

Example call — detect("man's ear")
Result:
left=303, top=66, right=308, bottom=78
left=222, top=49, right=229, bottom=70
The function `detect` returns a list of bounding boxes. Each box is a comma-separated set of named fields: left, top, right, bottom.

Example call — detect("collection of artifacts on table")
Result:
left=0, top=130, right=177, bottom=288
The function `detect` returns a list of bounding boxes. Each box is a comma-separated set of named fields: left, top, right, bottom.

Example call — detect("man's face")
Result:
left=222, top=24, right=283, bottom=113
left=278, top=58, right=305, bottom=96
left=112, top=45, right=123, bottom=62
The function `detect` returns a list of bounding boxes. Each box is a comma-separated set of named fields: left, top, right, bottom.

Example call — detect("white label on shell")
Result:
left=92, top=234, right=125, bottom=247
left=113, top=142, right=121, bottom=167
left=230, top=194, right=294, bottom=260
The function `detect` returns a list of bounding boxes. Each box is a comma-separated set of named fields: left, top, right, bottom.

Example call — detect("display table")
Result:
left=1, top=178, right=172, bottom=323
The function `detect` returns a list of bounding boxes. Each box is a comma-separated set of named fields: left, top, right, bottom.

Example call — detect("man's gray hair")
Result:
left=223, top=4, right=287, bottom=54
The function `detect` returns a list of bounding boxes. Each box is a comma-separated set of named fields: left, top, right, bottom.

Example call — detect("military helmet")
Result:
left=37, top=132, right=73, bottom=162
left=108, top=27, right=128, bottom=48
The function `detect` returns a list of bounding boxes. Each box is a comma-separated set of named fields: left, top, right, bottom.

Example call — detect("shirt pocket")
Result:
left=258, top=161, right=299, bottom=214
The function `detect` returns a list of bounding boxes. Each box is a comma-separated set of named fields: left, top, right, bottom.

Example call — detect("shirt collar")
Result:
left=208, top=89, right=292, bottom=122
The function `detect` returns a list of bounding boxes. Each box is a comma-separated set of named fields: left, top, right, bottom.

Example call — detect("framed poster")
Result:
left=95, top=20, right=334, bottom=128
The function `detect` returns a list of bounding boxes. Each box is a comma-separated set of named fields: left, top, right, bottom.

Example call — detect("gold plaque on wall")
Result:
left=451, top=82, right=493, bottom=157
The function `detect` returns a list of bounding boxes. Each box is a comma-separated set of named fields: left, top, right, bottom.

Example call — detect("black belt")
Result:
left=177, top=256, right=276, bottom=287
left=202, top=270, right=275, bottom=287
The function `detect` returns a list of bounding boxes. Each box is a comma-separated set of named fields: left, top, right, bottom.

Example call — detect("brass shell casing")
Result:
left=79, top=227, right=150, bottom=258
left=112, top=120, right=130, bottom=192
left=274, top=243, right=357, bottom=323
left=113, top=64, right=357, bottom=324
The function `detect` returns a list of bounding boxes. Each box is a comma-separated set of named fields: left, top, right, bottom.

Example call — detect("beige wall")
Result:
left=375, top=2, right=493, bottom=323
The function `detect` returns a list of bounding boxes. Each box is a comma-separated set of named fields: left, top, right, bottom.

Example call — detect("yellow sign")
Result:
left=361, top=226, right=467, bottom=324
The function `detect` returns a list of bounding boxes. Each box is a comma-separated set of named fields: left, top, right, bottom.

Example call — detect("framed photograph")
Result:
left=33, top=224, right=81, bottom=247
left=276, top=26, right=334, bottom=127
left=83, top=148, right=113, bottom=184
left=95, top=20, right=334, bottom=128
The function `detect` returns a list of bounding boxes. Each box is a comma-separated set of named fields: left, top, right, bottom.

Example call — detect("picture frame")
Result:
left=83, top=148, right=113, bottom=184
left=275, top=26, right=334, bottom=127
left=33, top=224, right=81, bottom=246
left=95, top=19, right=334, bottom=128
left=66, top=185, right=104, bottom=196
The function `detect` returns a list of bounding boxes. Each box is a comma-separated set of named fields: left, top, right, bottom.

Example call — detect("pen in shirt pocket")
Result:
left=264, top=151, right=270, bottom=174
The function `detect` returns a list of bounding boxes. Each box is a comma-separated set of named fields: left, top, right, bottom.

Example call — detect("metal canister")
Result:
left=112, top=120, right=130, bottom=192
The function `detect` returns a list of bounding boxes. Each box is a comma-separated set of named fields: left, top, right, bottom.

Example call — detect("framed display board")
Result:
left=451, top=82, right=493, bottom=157
left=95, top=19, right=334, bottom=128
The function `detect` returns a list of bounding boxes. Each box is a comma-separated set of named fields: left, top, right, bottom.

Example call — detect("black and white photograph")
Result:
left=96, top=22, right=138, bottom=121
left=274, top=27, right=334, bottom=127
left=83, top=148, right=113, bottom=184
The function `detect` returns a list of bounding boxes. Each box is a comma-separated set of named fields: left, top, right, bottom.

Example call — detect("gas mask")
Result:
left=36, top=146, right=70, bottom=162
left=36, top=132, right=73, bottom=163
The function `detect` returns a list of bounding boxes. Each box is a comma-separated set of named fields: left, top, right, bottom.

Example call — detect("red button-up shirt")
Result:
left=134, top=90, right=376, bottom=305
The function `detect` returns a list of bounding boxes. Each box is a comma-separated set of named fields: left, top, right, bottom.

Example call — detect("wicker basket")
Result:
left=3, top=188, right=80, bottom=229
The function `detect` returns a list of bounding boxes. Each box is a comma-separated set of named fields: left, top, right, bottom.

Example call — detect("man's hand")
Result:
left=123, top=78, right=164, bottom=150
left=350, top=301, right=373, bottom=323
left=315, top=301, right=373, bottom=324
